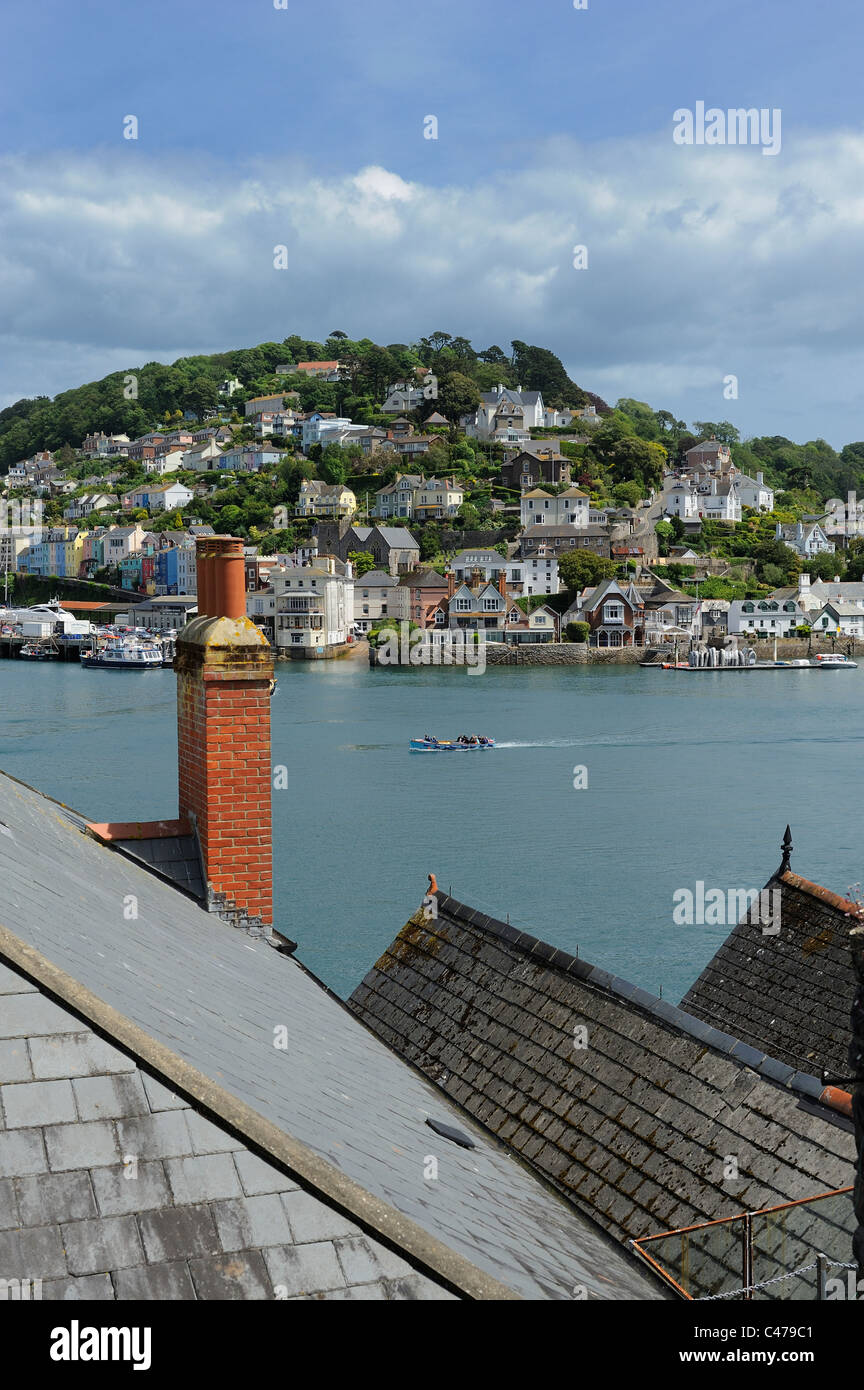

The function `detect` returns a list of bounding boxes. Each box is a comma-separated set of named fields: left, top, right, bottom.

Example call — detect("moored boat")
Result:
left=80, top=636, right=163, bottom=670
left=814, top=653, right=858, bottom=668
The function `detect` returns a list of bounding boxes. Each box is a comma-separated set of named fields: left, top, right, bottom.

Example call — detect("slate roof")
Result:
left=350, top=889, right=855, bottom=1282
left=0, top=770, right=658, bottom=1301
left=680, top=869, right=860, bottom=1077
left=356, top=570, right=396, bottom=587
left=0, top=962, right=450, bottom=1302
left=397, top=570, right=448, bottom=589
left=373, top=527, right=419, bottom=548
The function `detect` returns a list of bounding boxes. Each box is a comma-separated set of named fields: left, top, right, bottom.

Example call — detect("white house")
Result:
left=270, top=558, right=353, bottom=654
left=63, top=492, right=118, bottom=521
left=300, top=416, right=358, bottom=451
left=697, top=478, right=741, bottom=523
left=353, top=570, right=409, bottom=633
left=775, top=521, right=834, bottom=557
left=734, top=471, right=775, bottom=511
left=810, top=601, right=864, bottom=637
left=463, top=386, right=546, bottom=441
left=520, top=487, right=590, bottom=529
left=727, top=598, right=808, bottom=636
left=664, top=481, right=700, bottom=520
left=144, top=448, right=186, bottom=476
left=182, top=439, right=222, bottom=470
left=121, top=481, right=194, bottom=513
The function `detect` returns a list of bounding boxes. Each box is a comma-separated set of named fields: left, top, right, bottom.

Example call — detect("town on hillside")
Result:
left=4, top=335, right=864, bottom=661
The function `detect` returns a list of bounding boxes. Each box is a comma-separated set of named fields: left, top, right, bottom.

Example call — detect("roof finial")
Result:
left=780, top=825, right=793, bottom=874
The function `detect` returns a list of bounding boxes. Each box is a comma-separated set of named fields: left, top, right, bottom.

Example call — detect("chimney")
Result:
left=497, top=569, right=508, bottom=597
left=799, top=573, right=810, bottom=591
left=447, top=571, right=456, bottom=599
left=756, top=471, right=763, bottom=485
left=176, top=536, right=274, bottom=927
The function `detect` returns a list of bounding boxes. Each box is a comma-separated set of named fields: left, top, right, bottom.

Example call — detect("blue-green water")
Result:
left=1, top=658, right=862, bottom=1000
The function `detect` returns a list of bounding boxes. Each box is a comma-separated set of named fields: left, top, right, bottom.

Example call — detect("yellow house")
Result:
left=413, top=477, right=463, bottom=519
left=64, top=530, right=89, bottom=579
left=295, top=480, right=357, bottom=519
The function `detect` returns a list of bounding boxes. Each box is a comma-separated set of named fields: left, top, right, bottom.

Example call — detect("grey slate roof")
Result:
left=0, top=962, right=450, bottom=1301
left=681, top=869, right=859, bottom=1077
left=374, top=527, right=419, bottom=548
left=350, top=891, right=855, bottom=1288
left=0, top=770, right=658, bottom=1301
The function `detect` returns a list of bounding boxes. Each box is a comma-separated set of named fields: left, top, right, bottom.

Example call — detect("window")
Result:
left=604, top=603, right=624, bottom=622
left=456, top=598, right=471, bottom=612
left=483, top=599, right=498, bottom=612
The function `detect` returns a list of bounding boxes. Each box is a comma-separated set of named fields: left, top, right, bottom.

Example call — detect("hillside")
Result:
left=0, top=332, right=608, bottom=469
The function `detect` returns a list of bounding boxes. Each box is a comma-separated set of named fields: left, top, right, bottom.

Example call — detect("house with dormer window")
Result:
left=728, top=598, right=807, bottom=636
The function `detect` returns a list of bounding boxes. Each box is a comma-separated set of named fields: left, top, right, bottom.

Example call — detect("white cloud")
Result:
left=2, top=131, right=864, bottom=443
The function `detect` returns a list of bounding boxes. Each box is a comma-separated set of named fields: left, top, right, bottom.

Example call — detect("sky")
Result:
left=1, top=0, right=864, bottom=444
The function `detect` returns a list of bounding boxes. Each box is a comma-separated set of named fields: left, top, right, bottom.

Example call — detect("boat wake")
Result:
left=493, top=738, right=586, bottom=749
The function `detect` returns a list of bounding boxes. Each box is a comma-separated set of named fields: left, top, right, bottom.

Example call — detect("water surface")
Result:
left=1, top=657, right=861, bottom=1000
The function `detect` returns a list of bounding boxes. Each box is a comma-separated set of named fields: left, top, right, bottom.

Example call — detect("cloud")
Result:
left=1, top=130, right=863, bottom=443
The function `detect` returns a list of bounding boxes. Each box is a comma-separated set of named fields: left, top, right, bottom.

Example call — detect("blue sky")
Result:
left=2, top=0, right=864, bottom=442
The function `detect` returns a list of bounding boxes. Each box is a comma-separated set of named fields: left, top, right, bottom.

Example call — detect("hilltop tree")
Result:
left=510, top=340, right=579, bottom=404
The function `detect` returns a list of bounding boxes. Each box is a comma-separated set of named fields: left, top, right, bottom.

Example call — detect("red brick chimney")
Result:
left=447, top=571, right=456, bottom=599
left=497, top=569, right=508, bottom=597
left=176, top=536, right=274, bottom=926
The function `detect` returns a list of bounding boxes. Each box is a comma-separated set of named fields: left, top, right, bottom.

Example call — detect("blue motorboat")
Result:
left=410, top=735, right=495, bottom=752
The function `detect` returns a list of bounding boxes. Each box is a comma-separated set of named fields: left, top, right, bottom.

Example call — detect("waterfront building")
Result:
left=353, top=569, right=408, bottom=633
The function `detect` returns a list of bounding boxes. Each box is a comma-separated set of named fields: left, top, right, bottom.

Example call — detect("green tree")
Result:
left=348, top=550, right=377, bottom=576
left=612, top=480, right=644, bottom=507
left=557, top=549, right=616, bottom=595
left=655, top=519, right=673, bottom=556
left=458, top=501, right=481, bottom=530
left=319, top=447, right=347, bottom=486
left=437, top=372, right=481, bottom=435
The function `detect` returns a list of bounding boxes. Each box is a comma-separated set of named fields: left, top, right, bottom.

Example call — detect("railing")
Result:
left=631, top=1187, right=855, bottom=1300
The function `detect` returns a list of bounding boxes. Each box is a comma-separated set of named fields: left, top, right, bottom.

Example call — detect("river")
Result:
left=0, top=657, right=861, bottom=1000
